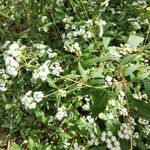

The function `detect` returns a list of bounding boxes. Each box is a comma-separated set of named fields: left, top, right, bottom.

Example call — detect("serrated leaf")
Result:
left=92, top=90, right=111, bottom=117
left=46, top=76, right=57, bottom=88
left=10, top=142, right=21, bottom=150
left=90, top=67, right=104, bottom=78
left=120, top=54, right=137, bottom=66
left=127, top=35, right=144, bottom=48
left=136, top=139, right=148, bottom=150
left=78, top=61, right=88, bottom=82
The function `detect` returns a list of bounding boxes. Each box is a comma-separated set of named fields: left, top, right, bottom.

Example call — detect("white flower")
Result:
left=0, top=83, right=7, bottom=91
left=105, top=76, right=113, bottom=82
left=86, top=115, right=94, bottom=124
left=119, top=107, right=128, bottom=116
left=41, top=16, right=47, bottom=23
left=59, top=89, right=67, bottom=97
left=33, top=91, right=44, bottom=103
left=6, top=66, right=18, bottom=76
left=33, top=63, right=50, bottom=81
left=9, top=42, right=19, bottom=51
left=50, top=62, right=63, bottom=76
left=34, top=43, right=46, bottom=50
left=82, top=103, right=90, bottom=111
left=28, top=102, right=37, bottom=109
left=133, top=132, right=139, bottom=139
left=101, top=131, right=120, bottom=150
left=118, top=123, right=133, bottom=139
left=107, top=112, right=114, bottom=119
left=138, top=118, right=149, bottom=125
left=21, top=91, right=44, bottom=109
left=55, top=106, right=67, bottom=121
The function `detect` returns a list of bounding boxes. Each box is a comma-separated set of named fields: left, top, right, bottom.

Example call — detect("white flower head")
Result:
left=55, top=106, right=67, bottom=121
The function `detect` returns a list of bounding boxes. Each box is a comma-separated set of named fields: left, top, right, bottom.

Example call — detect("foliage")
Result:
left=0, top=0, right=150, bottom=149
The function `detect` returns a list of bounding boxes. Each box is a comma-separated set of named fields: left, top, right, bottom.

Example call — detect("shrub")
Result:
left=0, top=0, right=150, bottom=149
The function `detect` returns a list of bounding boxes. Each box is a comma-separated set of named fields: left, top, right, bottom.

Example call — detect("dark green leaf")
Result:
left=92, top=89, right=111, bottom=117
left=84, top=53, right=120, bottom=67
left=90, top=146, right=107, bottom=150
left=120, top=139, right=130, bottom=150
left=136, top=139, right=148, bottom=150
left=143, top=79, right=150, bottom=97
left=120, top=54, right=137, bottom=66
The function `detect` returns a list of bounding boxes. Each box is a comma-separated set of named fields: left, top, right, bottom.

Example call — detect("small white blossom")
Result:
left=55, top=106, right=67, bottom=121
left=118, top=123, right=134, bottom=140
left=0, top=83, right=7, bottom=91
left=59, top=89, right=67, bottom=97
left=101, top=131, right=121, bottom=150
left=138, top=118, right=149, bottom=125
left=50, top=62, right=63, bottom=76
left=33, top=91, right=44, bottom=103
left=21, top=91, right=44, bottom=109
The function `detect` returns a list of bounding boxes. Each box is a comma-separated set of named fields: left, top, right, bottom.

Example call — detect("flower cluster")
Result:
left=59, top=89, right=67, bottom=97
left=0, top=83, right=7, bottom=92
left=101, top=131, right=121, bottom=150
left=55, top=106, right=67, bottom=121
left=118, top=123, right=134, bottom=140
left=32, top=60, right=63, bottom=81
left=3, top=42, right=21, bottom=76
left=21, top=91, right=44, bottom=109
left=62, top=18, right=106, bottom=56
left=82, top=96, right=90, bottom=111
left=138, top=118, right=149, bottom=125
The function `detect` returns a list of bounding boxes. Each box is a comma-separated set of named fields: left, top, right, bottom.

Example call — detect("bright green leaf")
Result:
left=127, top=35, right=144, bottom=48
left=10, top=142, right=21, bottom=150
left=78, top=61, right=88, bottom=82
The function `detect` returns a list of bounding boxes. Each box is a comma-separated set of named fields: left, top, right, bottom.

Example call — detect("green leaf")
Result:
left=127, top=35, right=144, bottom=48
left=28, top=137, right=36, bottom=150
left=90, top=67, right=104, bottom=78
left=124, top=64, right=140, bottom=76
left=90, top=146, right=107, bottom=150
left=143, top=79, right=150, bottom=97
left=125, top=86, right=150, bottom=120
left=102, top=37, right=111, bottom=48
left=78, top=61, right=88, bottom=82
left=46, top=76, right=57, bottom=88
left=0, top=11, right=9, bottom=18
left=136, top=139, right=148, bottom=150
left=35, top=110, right=47, bottom=123
left=120, top=139, right=130, bottom=150
left=120, top=54, right=137, bottom=66
left=10, top=142, right=21, bottom=150
left=92, top=89, right=111, bottom=117
left=84, top=53, right=120, bottom=67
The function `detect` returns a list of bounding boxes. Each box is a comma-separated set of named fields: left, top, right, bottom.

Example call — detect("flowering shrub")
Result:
left=0, top=0, right=150, bottom=149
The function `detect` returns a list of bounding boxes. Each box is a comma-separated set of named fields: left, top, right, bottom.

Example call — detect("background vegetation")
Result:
left=0, top=0, right=150, bottom=150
